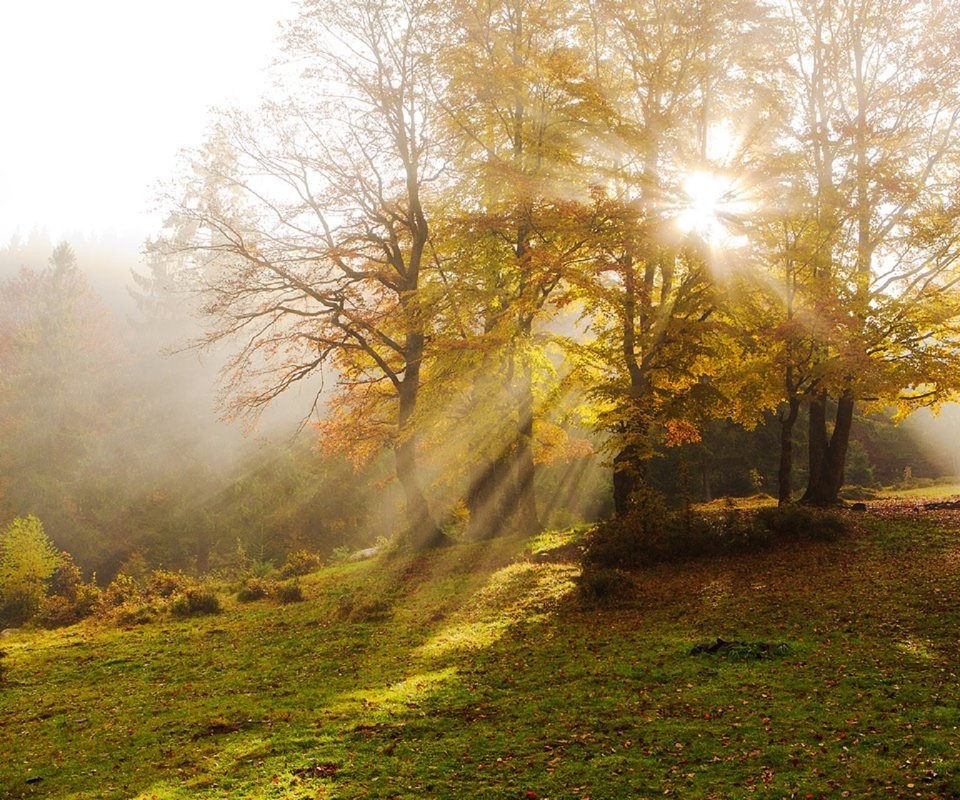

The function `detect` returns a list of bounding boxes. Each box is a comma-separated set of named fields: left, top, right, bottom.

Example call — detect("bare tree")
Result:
left=157, top=0, right=451, bottom=545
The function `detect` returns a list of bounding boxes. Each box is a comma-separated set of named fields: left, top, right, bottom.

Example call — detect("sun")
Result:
left=675, top=170, right=748, bottom=245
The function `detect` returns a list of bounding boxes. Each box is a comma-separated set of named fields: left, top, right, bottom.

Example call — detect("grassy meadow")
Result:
left=3, top=507, right=960, bottom=799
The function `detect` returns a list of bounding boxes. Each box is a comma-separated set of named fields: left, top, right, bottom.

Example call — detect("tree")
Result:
left=569, top=0, right=773, bottom=514
left=770, top=0, right=960, bottom=505
left=158, top=0, right=452, bottom=545
left=0, top=244, right=126, bottom=566
left=434, top=0, right=594, bottom=536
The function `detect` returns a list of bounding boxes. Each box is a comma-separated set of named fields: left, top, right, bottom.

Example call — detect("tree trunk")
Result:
left=396, top=342, right=447, bottom=548
left=394, top=436, right=446, bottom=547
left=701, top=453, right=713, bottom=503
left=777, top=397, right=800, bottom=505
left=613, top=442, right=644, bottom=516
left=801, top=390, right=854, bottom=506
left=612, top=250, right=650, bottom=518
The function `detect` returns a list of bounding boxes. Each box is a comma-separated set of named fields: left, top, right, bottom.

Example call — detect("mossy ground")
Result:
left=3, top=510, right=960, bottom=799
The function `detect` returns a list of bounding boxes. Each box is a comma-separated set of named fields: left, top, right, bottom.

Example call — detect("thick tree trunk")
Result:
left=777, top=397, right=800, bottom=506
left=396, top=340, right=447, bottom=548
left=613, top=442, right=644, bottom=516
left=801, top=390, right=854, bottom=506
left=394, top=436, right=445, bottom=547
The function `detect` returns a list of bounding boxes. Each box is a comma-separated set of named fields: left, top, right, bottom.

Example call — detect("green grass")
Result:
left=4, top=513, right=960, bottom=799
left=880, top=482, right=960, bottom=500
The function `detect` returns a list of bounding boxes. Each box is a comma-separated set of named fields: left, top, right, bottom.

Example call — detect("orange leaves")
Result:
left=664, top=419, right=702, bottom=447
left=534, top=422, right=596, bottom=465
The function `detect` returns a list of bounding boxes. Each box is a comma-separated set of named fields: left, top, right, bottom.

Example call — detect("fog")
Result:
left=4, top=0, right=960, bottom=583
left=0, top=234, right=362, bottom=576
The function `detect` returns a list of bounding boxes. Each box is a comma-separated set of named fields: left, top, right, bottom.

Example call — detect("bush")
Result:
left=0, top=516, right=62, bottom=626
left=236, top=578, right=270, bottom=602
left=145, top=570, right=193, bottom=599
left=113, top=600, right=161, bottom=627
left=335, top=588, right=392, bottom=621
left=755, top=505, right=849, bottom=542
left=170, top=586, right=221, bottom=618
left=34, top=595, right=76, bottom=629
left=48, top=552, right=83, bottom=601
left=272, top=580, right=304, bottom=604
left=328, top=545, right=353, bottom=565
left=577, top=567, right=636, bottom=605
left=279, top=550, right=323, bottom=579
left=586, top=490, right=851, bottom=570
left=96, top=573, right=142, bottom=614
left=585, top=487, right=672, bottom=569
left=22, top=549, right=100, bottom=629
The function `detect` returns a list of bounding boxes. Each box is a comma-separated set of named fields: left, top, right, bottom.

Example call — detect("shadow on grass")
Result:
left=1, top=535, right=580, bottom=800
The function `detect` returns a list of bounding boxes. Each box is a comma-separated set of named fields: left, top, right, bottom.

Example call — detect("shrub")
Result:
left=71, top=582, right=101, bottom=620
left=0, top=516, right=62, bottom=626
left=35, top=591, right=98, bottom=629
left=350, top=598, right=391, bottom=621
left=586, top=490, right=851, bottom=570
left=577, top=567, right=636, bottom=606
left=248, top=558, right=276, bottom=579
left=585, top=487, right=672, bottom=569
left=96, top=573, right=142, bottom=614
left=755, top=505, right=849, bottom=542
left=328, top=545, right=353, bottom=565
left=113, top=600, right=161, bottom=627
left=48, top=552, right=83, bottom=601
left=236, top=578, right=270, bottom=603
left=170, top=586, right=221, bottom=618
left=335, top=588, right=391, bottom=621
left=145, top=570, right=193, bottom=599
left=273, top=580, right=304, bottom=604
left=32, top=551, right=100, bottom=629
left=279, top=550, right=323, bottom=579
left=35, top=595, right=79, bottom=629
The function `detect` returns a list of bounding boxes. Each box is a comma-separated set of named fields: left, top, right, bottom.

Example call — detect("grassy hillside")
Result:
left=3, top=511, right=960, bottom=799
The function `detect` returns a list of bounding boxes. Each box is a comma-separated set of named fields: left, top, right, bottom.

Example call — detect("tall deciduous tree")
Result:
left=159, top=0, right=451, bottom=545
left=573, top=0, right=772, bottom=514
left=772, top=0, right=960, bottom=505
left=436, top=0, right=593, bottom=536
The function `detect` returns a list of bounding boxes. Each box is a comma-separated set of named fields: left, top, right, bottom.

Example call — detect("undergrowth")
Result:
left=584, top=489, right=851, bottom=572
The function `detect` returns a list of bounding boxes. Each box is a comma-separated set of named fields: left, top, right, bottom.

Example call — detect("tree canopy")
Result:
left=152, top=0, right=960, bottom=528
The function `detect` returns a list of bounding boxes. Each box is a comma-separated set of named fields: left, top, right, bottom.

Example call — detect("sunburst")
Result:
left=675, top=171, right=750, bottom=247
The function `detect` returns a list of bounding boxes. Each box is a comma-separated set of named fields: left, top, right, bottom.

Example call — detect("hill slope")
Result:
left=3, top=512, right=960, bottom=799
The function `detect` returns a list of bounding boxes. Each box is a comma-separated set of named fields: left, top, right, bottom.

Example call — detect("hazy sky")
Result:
left=0, top=1, right=296, bottom=245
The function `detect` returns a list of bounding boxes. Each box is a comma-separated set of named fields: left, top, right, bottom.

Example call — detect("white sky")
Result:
left=0, top=1, right=297, bottom=244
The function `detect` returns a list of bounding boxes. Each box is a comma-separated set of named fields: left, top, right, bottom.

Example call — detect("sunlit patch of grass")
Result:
left=417, top=619, right=507, bottom=657
left=525, top=525, right=586, bottom=556
left=695, top=493, right=778, bottom=510
left=879, top=482, right=960, bottom=499
left=416, top=561, right=578, bottom=658
left=334, top=667, right=459, bottom=717
left=895, top=638, right=938, bottom=662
